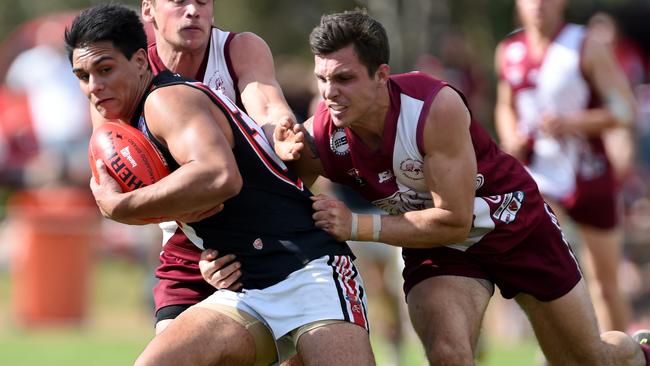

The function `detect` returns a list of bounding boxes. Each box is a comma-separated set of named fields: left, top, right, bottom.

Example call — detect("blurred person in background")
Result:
left=276, top=8, right=650, bottom=366
left=588, top=10, right=643, bottom=196
left=6, top=19, right=90, bottom=187
left=66, top=4, right=374, bottom=365
left=495, top=0, right=636, bottom=335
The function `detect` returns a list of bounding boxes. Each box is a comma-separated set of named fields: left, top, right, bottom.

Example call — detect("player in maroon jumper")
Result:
left=275, top=9, right=650, bottom=366
left=495, top=0, right=636, bottom=333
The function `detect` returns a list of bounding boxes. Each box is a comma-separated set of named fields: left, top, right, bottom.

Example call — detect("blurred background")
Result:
left=1, top=0, right=650, bottom=365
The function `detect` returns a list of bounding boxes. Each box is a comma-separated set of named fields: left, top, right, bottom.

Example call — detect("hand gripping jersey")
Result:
left=498, top=24, right=613, bottom=202
left=313, top=72, right=546, bottom=254
left=132, top=71, right=353, bottom=289
left=148, top=27, right=241, bottom=106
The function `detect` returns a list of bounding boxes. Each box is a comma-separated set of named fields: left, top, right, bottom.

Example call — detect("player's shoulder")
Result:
left=497, top=28, right=526, bottom=50
left=229, top=31, right=270, bottom=51
left=390, top=72, right=447, bottom=100
left=146, top=73, right=210, bottom=108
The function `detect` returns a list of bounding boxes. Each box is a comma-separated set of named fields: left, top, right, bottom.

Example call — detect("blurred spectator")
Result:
left=588, top=11, right=643, bottom=185
left=5, top=19, right=90, bottom=188
left=495, top=0, right=636, bottom=334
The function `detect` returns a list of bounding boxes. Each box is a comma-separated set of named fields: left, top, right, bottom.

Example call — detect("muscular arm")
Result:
left=556, top=35, right=636, bottom=136
left=230, top=32, right=296, bottom=139
left=93, top=85, right=242, bottom=222
left=312, top=87, right=476, bottom=248
left=379, top=87, right=476, bottom=247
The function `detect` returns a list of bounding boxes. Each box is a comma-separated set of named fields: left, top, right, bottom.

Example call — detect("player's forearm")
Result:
left=109, top=163, right=241, bottom=221
left=564, top=108, right=628, bottom=136
left=362, top=208, right=472, bottom=249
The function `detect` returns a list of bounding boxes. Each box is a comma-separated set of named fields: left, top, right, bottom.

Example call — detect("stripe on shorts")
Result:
left=329, top=255, right=369, bottom=330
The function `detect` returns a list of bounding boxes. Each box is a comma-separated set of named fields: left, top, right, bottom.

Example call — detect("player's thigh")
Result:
left=516, top=278, right=604, bottom=364
left=296, top=321, right=375, bottom=366
left=135, top=306, right=256, bottom=366
left=406, top=275, right=492, bottom=349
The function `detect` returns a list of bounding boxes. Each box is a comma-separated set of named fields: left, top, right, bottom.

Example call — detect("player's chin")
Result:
left=331, top=116, right=351, bottom=129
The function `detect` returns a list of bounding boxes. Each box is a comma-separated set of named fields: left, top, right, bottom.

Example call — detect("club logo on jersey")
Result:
left=399, top=159, right=424, bottom=180
left=378, top=169, right=394, bottom=183
left=492, top=191, right=525, bottom=224
left=205, top=70, right=226, bottom=95
left=347, top=168, right=366, bottom=186
left=253, top=238, right=264, bottom=250
left=475, top=173, right=485, bottom=190
left=330, top=128, right=349, bottom=156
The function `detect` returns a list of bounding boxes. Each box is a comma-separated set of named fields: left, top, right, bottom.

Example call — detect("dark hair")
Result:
left=309, top=9, right=389, bottom=76
left=64, top=3, right=147, bottom=63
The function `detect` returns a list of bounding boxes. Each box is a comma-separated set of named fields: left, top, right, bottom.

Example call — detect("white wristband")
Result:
left=350, top=213, right=359, bottom=241
left=372, top=214, right=381, bottom=242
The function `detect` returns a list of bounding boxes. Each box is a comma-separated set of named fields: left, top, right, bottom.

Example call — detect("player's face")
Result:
left=142, top=0, right=213, bottom=52
left=314, top=45, right=389, bottom=129
left=72, top=41, right=149, bottom=120
left=516, top=0, right=566, bottom=31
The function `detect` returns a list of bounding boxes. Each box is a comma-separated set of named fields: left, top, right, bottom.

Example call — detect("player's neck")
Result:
left=157, top=43, right=206, bottom=79
left=525, top=20, right=564, bottom=58
left=350, top=89, right=390, bottom=151
left=123, top=72, right=154, bottom=123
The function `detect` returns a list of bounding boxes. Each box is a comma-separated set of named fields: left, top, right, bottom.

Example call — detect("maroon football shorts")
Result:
left=403, top=204, right=582, bottom=302
left=564, top=168, right=619, bottom=230
left=153, top=235, right=214, bottom=318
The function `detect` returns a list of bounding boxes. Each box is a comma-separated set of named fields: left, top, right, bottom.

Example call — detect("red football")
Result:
left=88, top=122, right=170, bottom=192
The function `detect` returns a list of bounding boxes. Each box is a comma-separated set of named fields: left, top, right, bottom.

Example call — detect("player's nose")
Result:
left=322, top=81, right=339, bottom=100
left=88, top=75, right=105, bottom=94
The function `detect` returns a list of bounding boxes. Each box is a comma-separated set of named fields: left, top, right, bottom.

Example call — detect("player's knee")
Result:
left=601, top=331, right=640, bottom=362
left=426, top=338, right=474, bottom=366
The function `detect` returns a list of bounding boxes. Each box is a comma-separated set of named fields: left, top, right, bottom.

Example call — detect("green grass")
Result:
left=0, top=256, right=539, bottom=365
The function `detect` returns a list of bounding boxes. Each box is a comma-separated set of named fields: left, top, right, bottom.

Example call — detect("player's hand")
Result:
left=311, top=194, right=353, bottom=241
left=540, top=113, right=569, bottom=137
left=90, top=160, right=131, bottom=221
left=199, top=249, right=243, bottom=291
left=273, top=118, right=305, bottom=161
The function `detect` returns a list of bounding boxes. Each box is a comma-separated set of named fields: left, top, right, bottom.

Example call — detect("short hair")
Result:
left=309, top=9, right=389, bottom=76
left=64, top=3, right=147, bottom=63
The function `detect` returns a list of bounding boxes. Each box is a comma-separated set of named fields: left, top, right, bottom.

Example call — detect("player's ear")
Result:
left=375, top=63, right=390, bottom=84
left=142, top=0, right=156, bottom=25
left=134, top=48, right=149, bottom=75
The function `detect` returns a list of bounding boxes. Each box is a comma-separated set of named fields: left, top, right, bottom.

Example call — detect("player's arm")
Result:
left=230, top=32, right=297, bottom=141
left=494, top=43, right=528, bottom=161
left=543, top=35, right=636, bottom=137
left=312, top=87, right=475, bottom=248
left=91, top=85, right=242, bottom=223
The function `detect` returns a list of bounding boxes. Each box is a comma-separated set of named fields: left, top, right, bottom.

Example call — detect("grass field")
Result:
left=0, top=256, right=539, bottom=365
